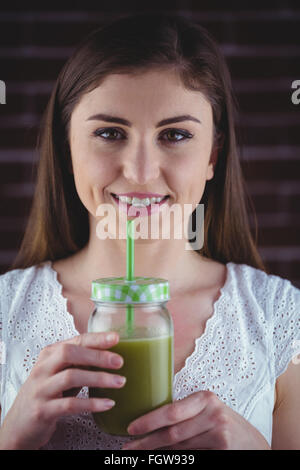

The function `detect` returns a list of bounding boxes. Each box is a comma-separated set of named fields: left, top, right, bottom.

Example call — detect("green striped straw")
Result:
left=126, top=219, right=135, bottom=335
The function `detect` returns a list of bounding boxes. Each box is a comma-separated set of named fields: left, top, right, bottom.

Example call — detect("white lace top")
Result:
left=0, top=260, right=299, bottom=449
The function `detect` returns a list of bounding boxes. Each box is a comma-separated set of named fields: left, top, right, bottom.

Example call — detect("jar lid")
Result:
left=91, top=276, right=170, bottom=303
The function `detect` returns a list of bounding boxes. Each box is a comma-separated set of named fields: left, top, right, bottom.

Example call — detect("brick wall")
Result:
left=0, top=4, right=300, bottom=286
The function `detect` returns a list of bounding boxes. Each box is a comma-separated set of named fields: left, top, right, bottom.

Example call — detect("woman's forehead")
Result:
left=72, top=70, right=212, bottom=124
left=83, top=69, right=203, bottom=99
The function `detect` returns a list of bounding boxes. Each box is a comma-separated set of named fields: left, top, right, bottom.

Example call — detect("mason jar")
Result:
left=88, top=275, right=174, bottom=436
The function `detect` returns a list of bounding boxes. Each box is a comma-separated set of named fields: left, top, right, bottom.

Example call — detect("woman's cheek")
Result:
left=70, top=159, right=96, bottom=210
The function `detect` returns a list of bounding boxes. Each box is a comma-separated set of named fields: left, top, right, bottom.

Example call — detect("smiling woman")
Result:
left=67, top=68, right=216, bottom=244
left=0, top=13, right=299, bottom=451
left=10, top=13, right=263, bottom=271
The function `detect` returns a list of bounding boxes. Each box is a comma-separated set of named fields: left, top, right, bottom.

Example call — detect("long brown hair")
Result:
left=10, top=13, right=266, bottom=272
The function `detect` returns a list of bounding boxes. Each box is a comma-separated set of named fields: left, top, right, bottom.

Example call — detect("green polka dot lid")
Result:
left=91, top=276, right=170, bottom=304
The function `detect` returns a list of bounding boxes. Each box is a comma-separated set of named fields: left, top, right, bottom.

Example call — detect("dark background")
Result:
left=0, top=1, right=299, bottom=287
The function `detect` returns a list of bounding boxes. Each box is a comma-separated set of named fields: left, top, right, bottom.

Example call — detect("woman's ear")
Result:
left=206, top=132, right=224, bottom=181
left=206, top=145, right=218, bottom=181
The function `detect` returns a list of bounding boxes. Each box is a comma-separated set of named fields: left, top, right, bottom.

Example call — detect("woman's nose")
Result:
left=122, top=144, right=160, bottom=185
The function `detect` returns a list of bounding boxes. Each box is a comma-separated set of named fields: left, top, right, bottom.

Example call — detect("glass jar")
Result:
left=88, top=275, right=174, bottom=436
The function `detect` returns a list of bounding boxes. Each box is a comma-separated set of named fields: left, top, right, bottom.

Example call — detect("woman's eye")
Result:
left=160, top=129, right=193, bottom=143
left=93, top=127, right=193, bottom=144
left=93, top=127, right=125, bottom=141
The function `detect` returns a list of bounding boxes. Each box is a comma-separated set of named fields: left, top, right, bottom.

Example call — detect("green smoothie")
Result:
left=89, top=332, right=173, bottom=436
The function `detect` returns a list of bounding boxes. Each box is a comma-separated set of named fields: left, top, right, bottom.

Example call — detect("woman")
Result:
left=0, top=13, right=299, bottom=450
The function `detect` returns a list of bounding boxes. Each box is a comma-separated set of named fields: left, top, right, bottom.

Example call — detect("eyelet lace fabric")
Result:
left=0, top=260, right=299, bottom=449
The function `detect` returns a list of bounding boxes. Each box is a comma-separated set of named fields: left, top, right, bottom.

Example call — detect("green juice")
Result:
left=89, top=333, right=173, bottom=436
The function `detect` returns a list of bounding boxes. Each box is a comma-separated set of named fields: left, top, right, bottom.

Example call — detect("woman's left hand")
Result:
left=122, top=390, right=271, bottom=450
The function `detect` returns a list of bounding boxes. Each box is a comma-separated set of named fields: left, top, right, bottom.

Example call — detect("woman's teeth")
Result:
left=113, top=194, right=167, bottom=207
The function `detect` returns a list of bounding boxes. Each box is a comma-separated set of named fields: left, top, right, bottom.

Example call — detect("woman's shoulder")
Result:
left=0, top=261, right=49, bottom=284
left=0, top=261, right=53, bottom=308
left=228, top=261, right=299, bottom=299
left=228, top=261, right=300, bottom=326
left=228, top=262, right=300, bottom=377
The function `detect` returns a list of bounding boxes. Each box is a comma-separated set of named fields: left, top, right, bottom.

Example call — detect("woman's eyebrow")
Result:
left=86, top=113, right=131, bottom=126
left=86, top=113, right=201, bottom=127
left=157, top=115, right=201, bottom=127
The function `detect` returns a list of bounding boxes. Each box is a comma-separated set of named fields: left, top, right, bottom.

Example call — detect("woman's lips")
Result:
left=116, top=192, right=167, bottom=198
left=110, top=193, right=170, bottom=216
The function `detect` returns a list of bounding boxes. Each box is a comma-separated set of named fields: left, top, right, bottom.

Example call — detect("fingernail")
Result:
left=106, top=332, right=117, bottom=342
left=114, top=375, right=126, bottom=386
left=103, top=399, right=115, bottom=409
left=127, top=424, right=137, bottom=435
left=111, top=355, right=123, bottom=367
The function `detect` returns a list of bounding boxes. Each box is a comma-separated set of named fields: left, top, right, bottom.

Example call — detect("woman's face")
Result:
left=68, top=68, right=216, bottom=228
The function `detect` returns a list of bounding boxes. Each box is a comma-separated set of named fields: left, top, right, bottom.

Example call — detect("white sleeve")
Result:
left=270, top=276, right=300, bottom=378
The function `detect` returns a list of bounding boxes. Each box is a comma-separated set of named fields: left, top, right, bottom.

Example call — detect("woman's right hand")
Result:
left=0, top=331, right=125, bottom=450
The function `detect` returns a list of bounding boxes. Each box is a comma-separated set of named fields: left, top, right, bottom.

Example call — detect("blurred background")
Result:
left=0, top=1, right=299, bottom=287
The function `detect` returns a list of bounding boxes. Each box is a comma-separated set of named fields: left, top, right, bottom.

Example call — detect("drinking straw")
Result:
left=126, top=219, right=135, bottom=335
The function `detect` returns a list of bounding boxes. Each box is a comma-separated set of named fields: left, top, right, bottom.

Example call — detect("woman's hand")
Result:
left=122, top=390, right=271, bottom=450
left=0, top=332, right=126, bottom=450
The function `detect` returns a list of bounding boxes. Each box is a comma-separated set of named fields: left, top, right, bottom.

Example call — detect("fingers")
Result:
left=127, top=390, right=213, bottom=436
left=45, top=396, right=117, bottom=420
left=37, top=332, right=123, bottom=376
left=56, top=343, right=123, bottom=373
left=124, top=405, right=215, bottom=450
left=158, top=427, right=230, bottom=451
left=63, top=331, right=120, bottom=350
left=42, top=368, right=127, bottom=399
left=124, top=391, right=230, bottom=451
left=159, top=433, right=212, bottom=450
